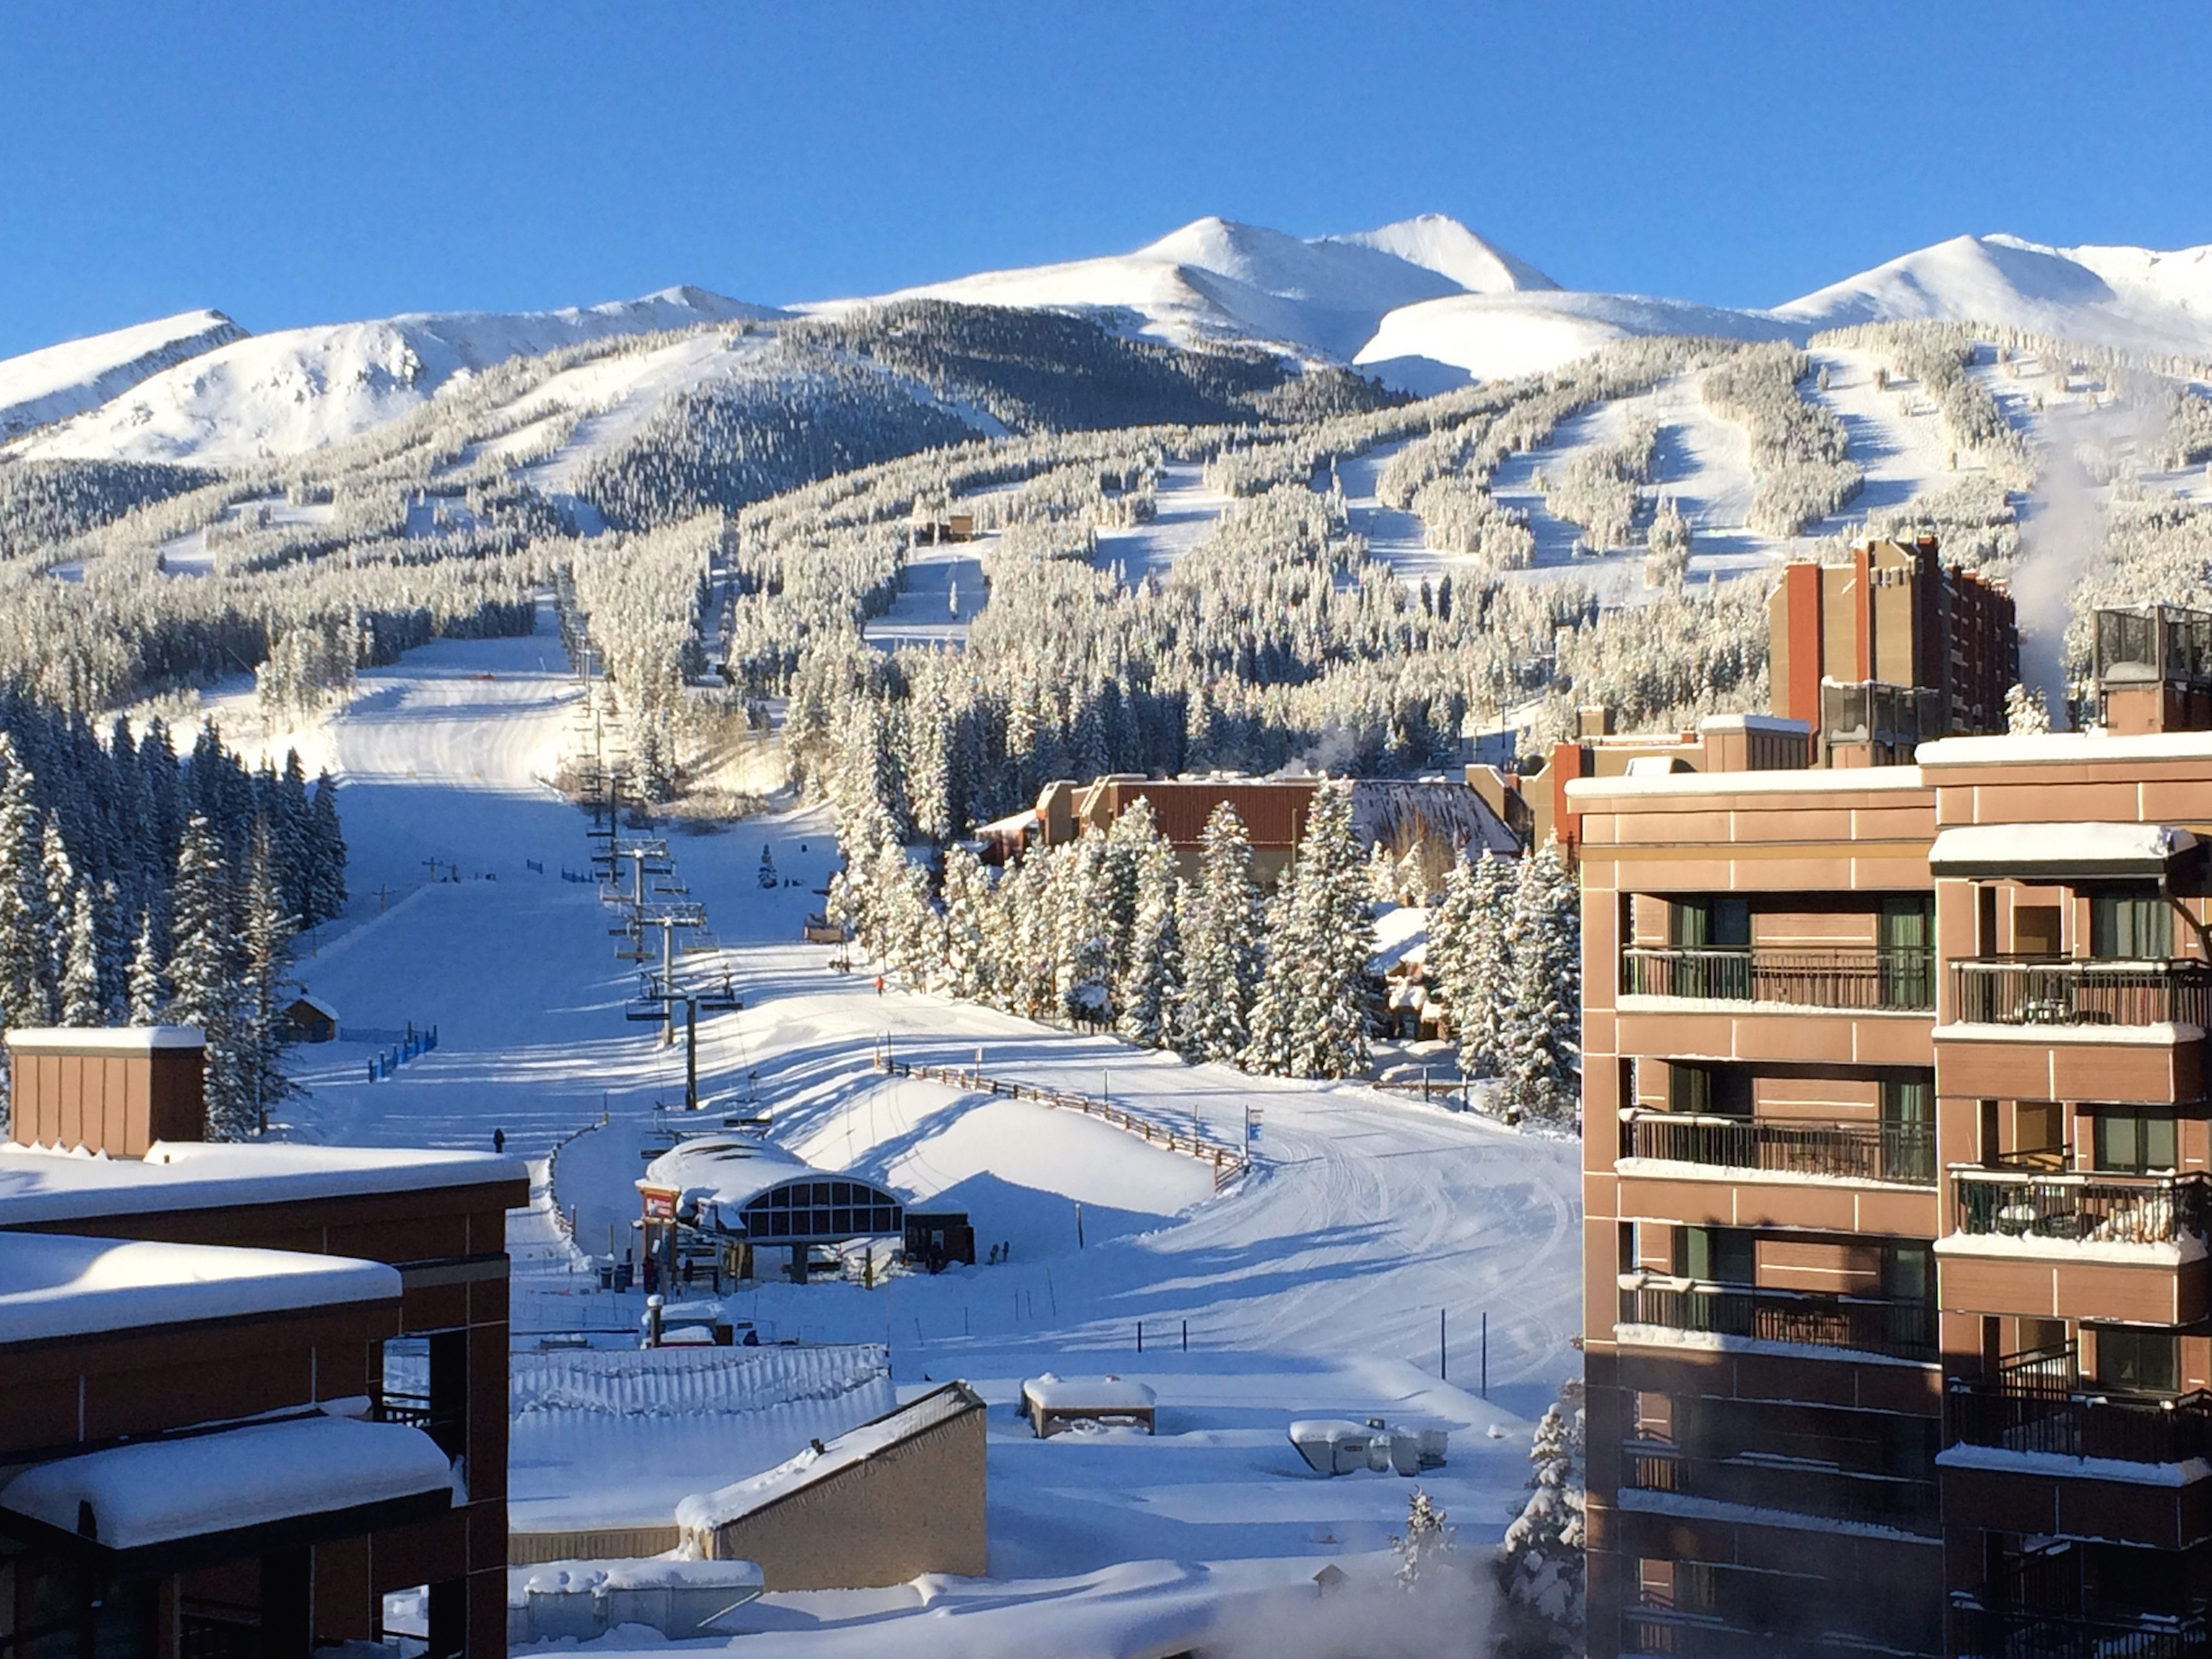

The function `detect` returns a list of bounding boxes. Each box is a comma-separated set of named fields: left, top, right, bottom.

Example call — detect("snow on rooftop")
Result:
left=1929, top=821, right=2196, bottom=877
left=1022, top=1374, right=1158, bottom=1411
left=4, top=1025, right=203, bottom=1054
left=1563, top=764, right=1928, bottom=801
left=674, top=1382, right=983, bottom=1534
left=0, top=1232, right=400, bottom=1344
left=0, top=1414, right=452, bottom=1549
left=1919, top=728, right=2212, bottom=767
left=0, top=1139, right=527, bottom=1226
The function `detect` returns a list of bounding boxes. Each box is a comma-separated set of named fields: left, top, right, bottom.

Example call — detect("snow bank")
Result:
left=0, top=1415, right=451, bottom=1548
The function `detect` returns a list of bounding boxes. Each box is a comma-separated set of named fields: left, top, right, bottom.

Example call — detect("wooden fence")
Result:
left=871, top=1053, right=1250, bottom=1190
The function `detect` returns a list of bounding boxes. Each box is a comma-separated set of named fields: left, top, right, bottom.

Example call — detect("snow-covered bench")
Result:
left=1020, top=1373, right=1157, bottom=1438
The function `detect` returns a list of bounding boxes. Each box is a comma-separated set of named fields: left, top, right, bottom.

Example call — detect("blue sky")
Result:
left=2, top=1, right=2206, bottom=359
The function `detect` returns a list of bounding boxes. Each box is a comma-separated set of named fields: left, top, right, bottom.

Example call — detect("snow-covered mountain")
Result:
left=1772, top=233, right=2212, bottom=359
left=13, top=286, right=786, bottom=466
left=815, top=214, right=1551, bottom=363
left=9, top=218, right=2212, bottom=471
left=0, top=309, right=247, bottom=442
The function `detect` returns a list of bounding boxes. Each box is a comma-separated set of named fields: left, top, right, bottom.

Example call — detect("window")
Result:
left=2090, top=886, right=2171, bottom=961
left=1882, top=1242, right=1932, bottom=1304
left=1879, top=1076, right=1935, bottom=1182
left=2094, top=1326, right=2179, bottom=1395
left=1672, top=896, right=1749, bottom=949
left=1879, top=895, right=1934, bottom=1007
left=1671, top=1064, right=1750, bottom=1119
left=1675, top=1225, right=1755, bottom=1284
left=2092, top=1108, right=2178, bottom=1174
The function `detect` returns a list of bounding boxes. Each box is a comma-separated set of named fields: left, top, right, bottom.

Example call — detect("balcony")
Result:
left=1626, top=1607, right=1940, bottom=1659
left=1626, top=1110, right=1936, bottom=1186
left=1952, top=957, right=2212, bottom=1029
left=1624, top=944, right=1935, bottom=1011
left=1951, top=1168, right=2207, bottom=1247
left=1954, top=1601, right=2208, bottom=1659
left=1950, top=1368, right=2212, bottom=1467
left=1620, top=1276, right=1937, bottom=1362
left=1625, top=1445, right=1938, bottom=1532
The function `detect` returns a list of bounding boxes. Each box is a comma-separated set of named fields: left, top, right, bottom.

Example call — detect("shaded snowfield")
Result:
left=862, top=547, right=989, bottom=651
left=192, top=606, right=1579, bottom=1652
left=1092, top=462, right=1233, bottom=581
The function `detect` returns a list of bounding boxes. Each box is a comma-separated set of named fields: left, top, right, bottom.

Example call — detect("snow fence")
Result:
left=387, top=1343, right=891, bottom=1418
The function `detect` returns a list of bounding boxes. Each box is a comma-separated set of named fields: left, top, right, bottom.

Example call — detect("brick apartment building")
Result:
left=0, top=1026, right=526, bottom=1658
left=1574, top=600, right=2212, bottom=1658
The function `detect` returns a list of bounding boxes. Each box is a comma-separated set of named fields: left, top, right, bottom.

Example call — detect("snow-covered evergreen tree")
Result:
left=2006, top=680, right=2052, bottom=736
left=1454, top=850, right=1516, bottom=1080
left=1392, top=1486, right=1453, bottom=1590
left=0, top=738, right=52, bottom=1035
left=1117, top=839, right=1182, bottom=1049
left=237, top=823, right=301, bottom=1134
left=59, top=886, right=103, bottom=1027
left=757, top=845, right=779, bottom=889
left=1173, top=803, right=1261, bottom=1063
left=306, top=770, right=349, bottom=924
left=1051, top=837, right=1115, bottom=1026
left=168, top=815, right=247, bottom=1139
left=936, top=844, right=993, bottom=1001
left=1503, top=1381, right=1587, bottom=1636
left=127, top=909, right=167, bottom=1025
left=1495, top=840, right=1581, bottom=1124
left=1243, top=783, right=1375, bottom=1079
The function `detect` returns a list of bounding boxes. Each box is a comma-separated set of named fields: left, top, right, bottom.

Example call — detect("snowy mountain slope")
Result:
left=0, top=309, right=246, bottom=440
left=9, top=286, right=787, bottom=466
left=1774, top=233, right=2212, bottom=359
left=1356, top=289, right=1799, bottom=383
left=820, top=215, right=1509, bottom=361
left=1326, top=212, right=1558, bottom=294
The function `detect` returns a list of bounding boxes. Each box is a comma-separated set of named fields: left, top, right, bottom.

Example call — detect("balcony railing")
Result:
left=1624, top=944, right=1935, bottom=1011
left=1627, top=1607, right=1942, bottom=1659
left=1951, top=956, right=2212, bottom=1028
left=1954, top=1602, right=2209, bottom=1659
left=376, top=1389, right=466, bottom=1457
left=1626, top=1110, right=1936, bottom=1186
left=1625, top=1445, right=1938, bottom=1532
left=1951, top=1167, right=2207, bottom=1246
left=1950, top=1373, right=2212, bottom=1467
left=1620, top=1277, right=1938, bottom=1362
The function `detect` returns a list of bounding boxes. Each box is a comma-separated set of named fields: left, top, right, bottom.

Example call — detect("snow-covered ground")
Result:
left=1092, top=463, right=1231, bottom=582
left=192, top=605, right=1579, bottom=1654
left=862, top=548, right=989, bottom=651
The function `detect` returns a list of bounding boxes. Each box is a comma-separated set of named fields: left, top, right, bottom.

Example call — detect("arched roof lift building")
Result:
left=638, top=1137, right=904, bottom=1288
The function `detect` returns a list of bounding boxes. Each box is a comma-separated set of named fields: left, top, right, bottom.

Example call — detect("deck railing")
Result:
left=1949, top=1373, right=2212, bottom=1467
left=1624, top=1445, right=1938, bottom=1532
left=1623, top=945, right=1935, bottom=1010
left=1950, top=1167, right=2207, bottom=1246
left=1953, top=1602, right=2209, bottom=1659
left=1951, top=956, right=2212, bottom=1028
left=1620, top=1277, right=1937, bottom=1362
left=1627, top=1111, right=1936, bottom=1186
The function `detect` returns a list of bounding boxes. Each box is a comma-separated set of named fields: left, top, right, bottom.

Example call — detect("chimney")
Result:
left=4, top=1026, right=207, bottom=1156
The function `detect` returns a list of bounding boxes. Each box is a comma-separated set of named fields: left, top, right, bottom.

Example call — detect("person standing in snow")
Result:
left=492, top=1127, right=505, bottom=1154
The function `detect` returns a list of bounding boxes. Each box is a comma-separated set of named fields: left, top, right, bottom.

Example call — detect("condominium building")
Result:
left=0, top=1026, right=526, bottom=1658
left=1577, top=604, right=2212, bottom=1659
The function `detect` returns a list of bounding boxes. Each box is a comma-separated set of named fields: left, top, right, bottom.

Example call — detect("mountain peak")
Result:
left=1328, top=216, right=1558, bottom=295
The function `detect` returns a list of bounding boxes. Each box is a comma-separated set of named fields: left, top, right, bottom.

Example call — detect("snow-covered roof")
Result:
left=1919, top=729, right=2212, bottom=768
left=675, top=1381, right=984, bottom=1533
left=0, top=1139, right=528, bottom=1225
left=1565, top=765, right=1929, bottom=801
left=0, top=1412, right=452, bottom=1550
left=1928, top=821, right=2198, bottom=880
left=4, top=1026, right=203, bottom=1054
left=1696, top=714, right=1811, bottom=736
left=639, top=1136, right=899, bottom=1219
left=0, top=1233, right=401, bottom=1344
left=288, top=992, right=340, bottom=1020
left=1021, top=1374, right=1157, bottom=1411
